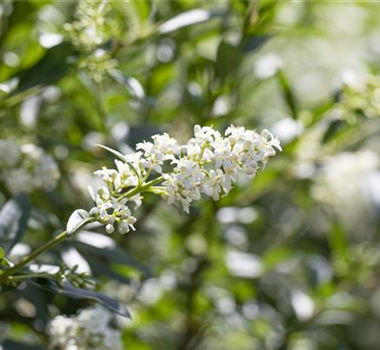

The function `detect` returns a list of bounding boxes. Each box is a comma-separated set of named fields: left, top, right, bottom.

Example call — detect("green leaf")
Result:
left=96, top=144, right=141, bottom=176
left=0, top=194, right=31, bottom=254
left=158, top=9, right=224, bottom=34
left=132, top=0, right=153, bottom=23
left=35, top=279, right=131, bottom=318
left=242, top=35, right=271, bottom=54
left=74, top=239, right=151, bottom=276
left=96, top=144, right=127, bottom=162
left=0, top=339, right=47, bottom=350
left=11, top=42, right=76, bottom=95
left=109, top=69, right=145, bottom=100
left=322, top=119, right=345, bottom=143
left=66, top=209, right=91, bottom=236
left=0, top=244, right=11, bottom=273
left=215, top=41, right=242, bottom=81
left=277, top=69, right=298, bottom=119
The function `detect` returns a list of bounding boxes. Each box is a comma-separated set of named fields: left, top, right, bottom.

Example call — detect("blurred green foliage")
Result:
left=1, top=1, right=380, bottom=349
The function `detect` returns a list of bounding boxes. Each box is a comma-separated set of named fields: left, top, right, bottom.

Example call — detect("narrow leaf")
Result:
left=322, top=119, right=345, bottom=143
left=74, top=239, right=151, bottom=276
left=277, top=69, right=298, bottom=119
left=1, top=339, right=47, bottom=350
left=109, top=70, right=145, bottom=100
left=35, top=279, right=131, bottom=318
left=96, top=144, right=128, bottom=162
left=11, top=42, right=76, bottom=95
left=0, top=194, right=31, bottom=254
left=66, top=209, right=91, bottom=236
left=158, top=9, right=223, bottom=34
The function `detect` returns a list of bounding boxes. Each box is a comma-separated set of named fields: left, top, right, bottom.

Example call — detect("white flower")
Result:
left=151, top=133, right=179, bottom=159
left=136, top=141, right=164, bottom=173
left=254, top=53, right=283, bottom=80
left=202, top=169, right=226, bottom=200
left=192, top=125, right=222, bottom=146
left=5, top=168, right=35, bottom=194
left=49, top=305, right=123, bottom=350
left=0, top=139, right=60, bottom=194
left=89, top=187, right=137, bottom=235
left=33, top=154, right=60, bottom=190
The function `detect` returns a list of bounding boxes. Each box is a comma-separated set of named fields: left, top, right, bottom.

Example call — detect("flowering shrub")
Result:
left=1, top=1, right=380, bottom=350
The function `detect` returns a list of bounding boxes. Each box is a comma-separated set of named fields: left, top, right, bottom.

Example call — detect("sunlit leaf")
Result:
left=66, top=209, right=92, bottom=236
left=109, top=69, right=145, bottom=100
left=0, top=194, right=31, bottom=254
left=158, top=9, right=223, bottom=34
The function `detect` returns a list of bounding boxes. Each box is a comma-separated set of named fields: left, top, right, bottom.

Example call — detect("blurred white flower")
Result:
left=312, top=150, right=380, bottom=234
left=49, top=305, right=122, bottom=350
left=226, top=251, right=264, bottom=278
left=0, top=139, right=60, bottom=194
left=254, top=53, right=283, bottom=80
left=291, top=290, right=315, bottom=321
left=271, top=117, right=304, bottom=144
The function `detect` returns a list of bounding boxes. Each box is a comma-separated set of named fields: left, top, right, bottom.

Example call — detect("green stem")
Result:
left=140, top=168, right=152, bottom=185
left=7, top=273, right=54, bottom=281
left=119, top=176, right=164, bottom=200
left=0, top=230, right=68, bottom=285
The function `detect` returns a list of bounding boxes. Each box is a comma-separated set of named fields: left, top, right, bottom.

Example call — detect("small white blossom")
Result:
left=89, top=188, right=136, bottom=235
left=203, top=169, right=226, bottom=200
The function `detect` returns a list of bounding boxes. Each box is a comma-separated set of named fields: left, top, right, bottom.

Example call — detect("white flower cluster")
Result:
left=49, top=305, right=123, bottom=350
left=162, top=126, right=281, bottom=212
left=63, top=0, right=118, bottom=82
left=63, top=0, right=113, bottom=52
left=89, top=125, right=280, bottom=234
left=0, top=138, right=60, bottom=194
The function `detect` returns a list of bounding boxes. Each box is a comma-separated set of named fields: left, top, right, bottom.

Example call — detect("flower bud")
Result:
left=105, top=224, right=114, bottom=234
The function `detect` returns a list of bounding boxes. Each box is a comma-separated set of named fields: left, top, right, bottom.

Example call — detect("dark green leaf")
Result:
left=11, top=42, right=76, bottom=95
left=322, top=119, right=345, bottom=143
left=215, top=41, right=242, bottom=81
left=1, top=339, right=47, bottom=350
left=85, top=256, right=132, bottom=284
left=0, top=194, right=31, bottom=254
left=242, top=35, right=271, bottom=54
left=277, top=69, right=298, bottom=119
left=74, top=239, right=151, bottom=276
left=35, top=279, right=131, bottom=318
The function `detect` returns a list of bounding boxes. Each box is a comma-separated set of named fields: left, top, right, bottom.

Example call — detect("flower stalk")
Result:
left=0, top=230, right=69, bottom=284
